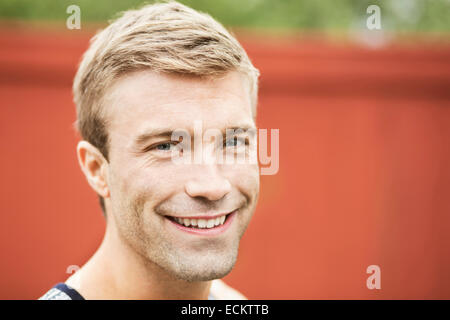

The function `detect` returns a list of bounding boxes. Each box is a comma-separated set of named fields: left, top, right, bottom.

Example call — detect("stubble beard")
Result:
left=115, top=196, right=252, bottom=283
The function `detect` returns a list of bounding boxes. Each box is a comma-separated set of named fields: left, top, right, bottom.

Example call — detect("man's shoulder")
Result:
left=38, top=282, right=85, bottom=300
left=210, top=279, right=247, bottom=300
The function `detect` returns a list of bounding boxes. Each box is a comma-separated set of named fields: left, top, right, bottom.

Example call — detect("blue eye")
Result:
left=155, top=142, right=176, bottom=151
left=225, top=137, right=246, bottom=148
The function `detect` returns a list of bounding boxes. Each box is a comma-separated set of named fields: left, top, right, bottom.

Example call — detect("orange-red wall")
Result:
left=1, top=28, right=449, bottom=299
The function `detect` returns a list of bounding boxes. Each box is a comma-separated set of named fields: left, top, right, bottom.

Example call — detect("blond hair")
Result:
left=74, top=1, right=259, bottom=157
left=72, top=1, right=259, bottom=213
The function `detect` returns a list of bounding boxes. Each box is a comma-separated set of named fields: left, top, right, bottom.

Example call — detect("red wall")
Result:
left=1, top=27, right=449, bottom=299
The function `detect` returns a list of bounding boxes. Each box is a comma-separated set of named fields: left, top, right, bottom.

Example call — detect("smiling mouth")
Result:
left=166, top=212, right=234, bottom=230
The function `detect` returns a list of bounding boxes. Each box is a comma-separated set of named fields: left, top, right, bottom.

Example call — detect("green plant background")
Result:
left=0, top=0, right=449, bottom=32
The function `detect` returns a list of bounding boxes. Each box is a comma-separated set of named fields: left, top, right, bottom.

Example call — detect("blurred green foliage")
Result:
left=0, top=0, right=449, bottom=32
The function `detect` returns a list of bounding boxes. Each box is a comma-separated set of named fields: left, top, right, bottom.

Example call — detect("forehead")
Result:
left=103, top=70, right=254, bottom=138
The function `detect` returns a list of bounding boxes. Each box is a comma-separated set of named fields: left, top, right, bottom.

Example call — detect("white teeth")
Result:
left=206, top=219, right=215, bottom=228
left=198, top=219, right=207, bottom=228
left=172, top=215, right=228, bottom=228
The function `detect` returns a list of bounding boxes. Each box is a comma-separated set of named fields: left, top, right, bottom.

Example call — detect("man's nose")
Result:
left=184, top=165, right=231, bottom=201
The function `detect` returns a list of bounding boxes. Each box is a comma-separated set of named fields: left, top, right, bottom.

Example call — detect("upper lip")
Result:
left=165, top=210, right=236, bottom=220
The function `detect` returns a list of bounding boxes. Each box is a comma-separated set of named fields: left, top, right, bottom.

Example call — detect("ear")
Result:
left=76, top=140, right=110, bottom=199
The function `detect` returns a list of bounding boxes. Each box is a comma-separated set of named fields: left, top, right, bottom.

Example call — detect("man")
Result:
left=40, top=1, right=260, bottom=300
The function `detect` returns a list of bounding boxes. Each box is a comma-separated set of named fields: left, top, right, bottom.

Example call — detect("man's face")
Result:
left=103, top=70, right=259, bottom=282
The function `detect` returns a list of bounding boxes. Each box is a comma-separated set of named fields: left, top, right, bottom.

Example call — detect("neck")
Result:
left=66, top=214, right=212, bottom=300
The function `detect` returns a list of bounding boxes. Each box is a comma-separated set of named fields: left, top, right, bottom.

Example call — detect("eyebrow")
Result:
left=134, top=129, right=176, bottom=147
left=134, top=124, right=256, bottom=147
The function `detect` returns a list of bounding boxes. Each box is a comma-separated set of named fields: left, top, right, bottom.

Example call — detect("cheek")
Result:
left=107, top=160, right=151, bottom=211
left=225, top=164, right=260, bottom=197
left=109, top=159, right=187, bottom=208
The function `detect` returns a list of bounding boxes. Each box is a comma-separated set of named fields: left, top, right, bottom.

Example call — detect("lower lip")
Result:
left=167, top=211, right=237, bottom=236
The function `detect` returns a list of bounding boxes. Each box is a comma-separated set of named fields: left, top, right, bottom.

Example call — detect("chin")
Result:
left=174, top=264, right=235, bottom=283
left=161, top=248, right=239, bottom=282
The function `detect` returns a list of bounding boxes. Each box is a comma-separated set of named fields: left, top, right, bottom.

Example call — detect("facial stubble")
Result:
left=114, top=193, right=253, bottom=283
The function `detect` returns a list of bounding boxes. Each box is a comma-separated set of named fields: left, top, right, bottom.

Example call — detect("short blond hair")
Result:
left=73, top=0, right=259, bottom=159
